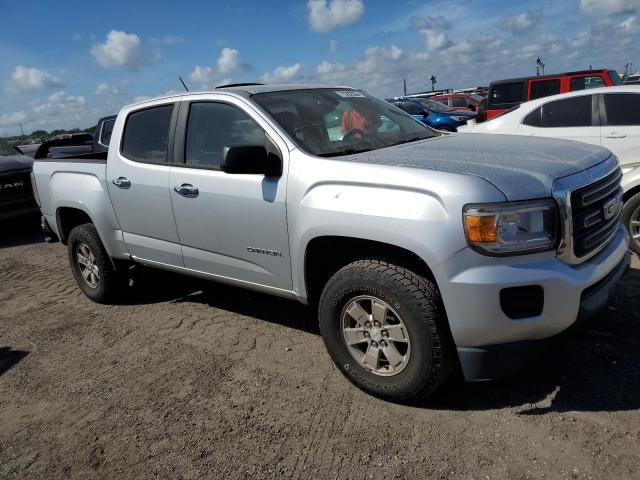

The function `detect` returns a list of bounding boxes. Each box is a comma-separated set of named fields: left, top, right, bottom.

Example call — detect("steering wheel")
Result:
left=342, top=128, right=366, bottom=142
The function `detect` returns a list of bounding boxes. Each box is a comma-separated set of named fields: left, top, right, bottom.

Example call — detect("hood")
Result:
left=0, top=154, right=34, bottom=174
left=339, top=133, right=612, bottom=201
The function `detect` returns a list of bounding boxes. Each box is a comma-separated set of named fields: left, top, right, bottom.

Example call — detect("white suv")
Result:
left=462, top=86, right=640, bottom=253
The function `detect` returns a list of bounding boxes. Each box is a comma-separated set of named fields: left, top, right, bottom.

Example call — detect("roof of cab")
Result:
left=126, top=83, right=357, bottom=108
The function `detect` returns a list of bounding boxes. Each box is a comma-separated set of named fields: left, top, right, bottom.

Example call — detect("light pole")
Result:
left=536, top=56, right=545, bottom=76
left=429, top=75, right=437, bottom=92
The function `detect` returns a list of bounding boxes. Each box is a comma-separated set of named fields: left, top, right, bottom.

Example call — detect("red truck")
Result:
left=487, top=69, right=622, bottom=120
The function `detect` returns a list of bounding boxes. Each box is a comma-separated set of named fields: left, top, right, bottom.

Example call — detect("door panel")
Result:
left=170, top=98, right=292, bottom=291
left=106, top=102, right=183, bottom=266
left=601, top=93, right=640, bottom=165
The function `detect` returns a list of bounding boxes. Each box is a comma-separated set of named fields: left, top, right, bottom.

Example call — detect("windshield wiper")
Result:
left=390, top=136, right=429, bottom=147
left=317, top=148, right=375, bottom=158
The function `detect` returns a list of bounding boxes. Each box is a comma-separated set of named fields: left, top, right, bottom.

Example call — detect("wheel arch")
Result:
left=303, top=235, right=438, bottom=305
left=56, top=206, right=95, bottom=245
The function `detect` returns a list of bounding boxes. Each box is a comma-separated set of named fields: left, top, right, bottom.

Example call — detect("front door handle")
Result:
left=174, top=183, right=199, bottom=198
left=112, top=177, right=131, bottom=189
left=604, top=132, right=626, bottom=139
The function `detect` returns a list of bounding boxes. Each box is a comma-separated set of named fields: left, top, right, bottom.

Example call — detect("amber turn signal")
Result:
left=464, top=215, right=498, bottom=243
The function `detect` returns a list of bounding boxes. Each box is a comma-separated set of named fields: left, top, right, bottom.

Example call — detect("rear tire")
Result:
left=68, top=223, right=127, bottom=304
left=623, top=193, right=640, bottom=255
left=318, top=259, right=455, bottom=401
left=437, top=125, right=455, bottom=132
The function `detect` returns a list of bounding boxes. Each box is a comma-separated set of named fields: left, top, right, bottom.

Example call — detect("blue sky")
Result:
left=1, top=0, right=639, bottom=135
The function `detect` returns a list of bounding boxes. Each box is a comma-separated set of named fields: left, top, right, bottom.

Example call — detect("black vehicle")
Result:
left=34, top=115, right=116, bottom=160
left=0, top=139, right=38, bottom=221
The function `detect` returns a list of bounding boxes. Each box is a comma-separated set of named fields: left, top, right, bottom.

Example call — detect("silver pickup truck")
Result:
left=33, top=84, right=630, bottom=401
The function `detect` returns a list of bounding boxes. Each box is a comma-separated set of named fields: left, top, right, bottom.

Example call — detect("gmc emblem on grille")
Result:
left=603, top=196, right=621, bottom=221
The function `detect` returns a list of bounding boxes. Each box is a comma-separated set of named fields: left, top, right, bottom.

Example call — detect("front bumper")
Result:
left=434, top=224, right=630, bottom=380
left=457, top=251, right=630, bottom=381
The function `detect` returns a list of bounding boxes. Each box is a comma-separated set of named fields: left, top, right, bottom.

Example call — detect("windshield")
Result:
left=0, top=139, right=17, bottom=156
left=253, top=89, right=437, bottom=157
left=414, top=98, right=452, bottom=113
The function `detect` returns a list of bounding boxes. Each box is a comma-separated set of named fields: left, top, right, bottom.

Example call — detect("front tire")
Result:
left=436, top=125, right=455, bottom=132
left=68, top=223, right=127, bottom=304
left=623, top=193, right=640, bottom=255
left=318, top=259, right=455, bottom=401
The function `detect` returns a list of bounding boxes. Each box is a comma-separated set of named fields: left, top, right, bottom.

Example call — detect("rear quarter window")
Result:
left=530, top=79, right=561, bottom=100
left=490, top=82, right=525, bottom=107
left=121, top=104, right=174, bottom=163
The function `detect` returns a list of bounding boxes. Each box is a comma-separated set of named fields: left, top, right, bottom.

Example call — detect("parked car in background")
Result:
left=462, top=85, right=640, bottom=253
left=624, top=74, right=640, bottom=85
left=0, top=138, right=38, bottom=221
left=487, top=69, right=622, bottom=120
left=387, top=97, right=477, bottom=131
left=34, top=116, right=116, bottom=160
left=33, top=84, right=629, bottom=401
left=431, top=93, right=487, bottom=121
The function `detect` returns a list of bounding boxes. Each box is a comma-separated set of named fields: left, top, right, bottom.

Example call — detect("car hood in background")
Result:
left=338, top=133, right=613, bottom=201
left=0, top=154, right=35, bottom=174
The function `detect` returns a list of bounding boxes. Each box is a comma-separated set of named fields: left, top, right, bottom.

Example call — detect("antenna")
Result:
left=179, top=77, right=189, bottom=92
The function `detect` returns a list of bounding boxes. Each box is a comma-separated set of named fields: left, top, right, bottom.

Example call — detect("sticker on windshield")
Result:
left=335, top=91, right=366, bottom=98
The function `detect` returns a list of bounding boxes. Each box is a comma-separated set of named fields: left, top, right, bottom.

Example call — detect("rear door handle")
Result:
left=174, top=183, right=199, bottom=198
left=604, top=133, right=626, bottom=139
left=112, top=177, right=131, bottom=189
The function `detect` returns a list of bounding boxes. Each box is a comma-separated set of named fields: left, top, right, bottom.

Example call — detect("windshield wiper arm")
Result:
left=317, top=148, right=374, bottom=158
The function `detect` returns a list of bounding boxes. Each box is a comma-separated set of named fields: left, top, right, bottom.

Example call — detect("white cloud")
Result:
left=317, top=60, right=346, bottom=74
left=189, top=66, right=215, bottom=84
left=330, top=39, right=339, bottom=52
left=619, top=14, right=639, bottom=30
left=580, top=0, right=640, bottom=15
left=421, top=30, right=452, bottom=51
left=95, top=83, right=120, bottom=95
left=91, top=30, right=145, bottom=70
left=410, top=15, right=451, bottom=30
left=217, top=47, right=241, bottom=74
left=29, top=91, right=89, bottom=129
left=507, top=11, right=542, bottom=32
left=9, top=66, right=62, bottom=92
left=0, top=111, right=27, bottom=129
left=261, top=63, right=302, bottom=83
left=308, top=0, right=364, bottom=32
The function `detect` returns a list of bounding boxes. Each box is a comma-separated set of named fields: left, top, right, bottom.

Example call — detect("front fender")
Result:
left=286, top=156, right=507, bottom=299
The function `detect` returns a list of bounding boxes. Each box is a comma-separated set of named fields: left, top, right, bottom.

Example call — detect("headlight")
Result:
left=621, top=162, right=640, bottom=175
left=450, top=116, right=468, bottom=122
left=463, top=199, right=558, bottom=255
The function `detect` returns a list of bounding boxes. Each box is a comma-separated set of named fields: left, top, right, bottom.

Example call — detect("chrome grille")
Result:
left=571, top=168, right=622, bottom=258
left=553, top=157, right=623, bottom=265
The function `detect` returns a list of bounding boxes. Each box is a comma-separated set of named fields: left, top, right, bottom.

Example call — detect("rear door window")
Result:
left=401, top=101, right=424, bottom=116
left=570, top=76, right=605, bottom=91
left=539, top=96, right=592, bottom=128
left=121, top=104, right=174, bottom=163
left=451, top=97, right=469, bottom=108
left=603, top=94, right=640, bottom=126
left=530, top=79, right=561, bottom=100
left=490, top=82, right=525, bottom=106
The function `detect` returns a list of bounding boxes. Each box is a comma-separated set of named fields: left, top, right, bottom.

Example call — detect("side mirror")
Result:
left=420, top=110, right=429, bottom=118
left=221, top=144, right=282, bottom=177
left=467, top=104, right=476, bottom=111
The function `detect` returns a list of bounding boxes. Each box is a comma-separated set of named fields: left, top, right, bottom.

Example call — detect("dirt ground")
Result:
left=1, top=217, right=640, bottom=480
